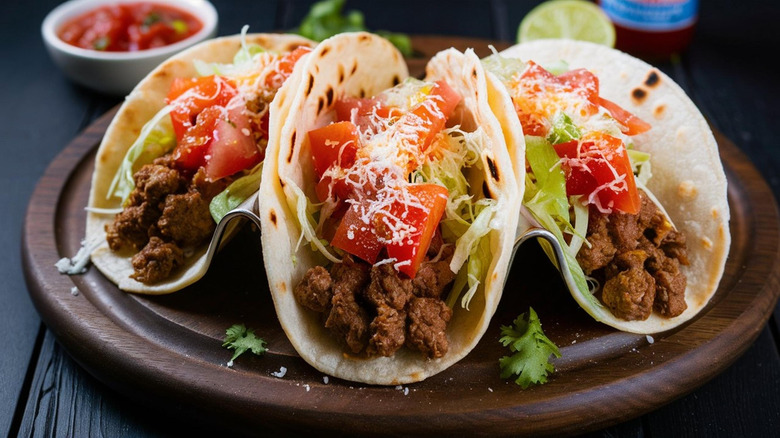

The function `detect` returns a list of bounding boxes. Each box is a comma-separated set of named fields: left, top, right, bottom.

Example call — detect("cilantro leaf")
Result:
left=292, top=0, right=413, bottom=57
left=499, top=308, right=561, bottom=388
left=223, top=324, right=267, bottom=362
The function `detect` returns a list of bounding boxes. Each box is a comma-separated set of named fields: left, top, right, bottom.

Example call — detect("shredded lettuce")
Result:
left=523, top=135, right=597, bottom=307
left=420, top=127, right=497, bottom=309
left=628, top=149, right=653, bottom=185
left=107, top=105, right=175, bottom=204
left=547, top=111, right=581, bottom=145
left=284, top=180, right=341, bottom=263
left=482, top=50, right=526, bottom=84
left=209, top=163, right=263, bottom=223
left=194, top=25, right=267, bottom=77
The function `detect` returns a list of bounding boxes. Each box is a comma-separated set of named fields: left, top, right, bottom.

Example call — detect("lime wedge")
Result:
left=517, top=0, right=616, bottom=47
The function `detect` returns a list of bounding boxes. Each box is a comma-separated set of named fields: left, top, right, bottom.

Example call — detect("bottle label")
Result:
left=600, top=0, right=699, bottom=32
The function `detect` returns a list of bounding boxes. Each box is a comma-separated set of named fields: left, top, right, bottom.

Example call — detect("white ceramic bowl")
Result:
left=42, top=0, right=218, bottom=95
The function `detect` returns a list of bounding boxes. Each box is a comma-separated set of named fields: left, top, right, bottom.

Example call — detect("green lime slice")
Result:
left=517, top=0, right=616, bottom=47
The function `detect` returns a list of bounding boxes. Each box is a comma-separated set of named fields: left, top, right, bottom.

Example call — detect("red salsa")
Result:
left=58, top=2, right=203, bottom=52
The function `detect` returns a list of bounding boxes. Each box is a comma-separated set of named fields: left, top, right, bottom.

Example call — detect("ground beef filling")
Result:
left=576, top=191, right=689, bottom=321
left=105, top=156, right=229, bottom=284
left=294, top=241, right=456, bottom=359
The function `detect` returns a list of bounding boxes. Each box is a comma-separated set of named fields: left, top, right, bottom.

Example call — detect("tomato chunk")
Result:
left=308, top=121, right=360, bottom=179
left=203, top=103, right=261, bottom=180
left=265, top=46, right=312, bottom=88
left=383, top=184, right=449, bottom=278
left=399, top=80, right=461, bottom=154
left=167, top=75, right=237, bottom=140
left=554, top=133, right=640, bottom=214
left=330, top=199, right=384, bottom=264
left=598, top=97, right=651, bottom=135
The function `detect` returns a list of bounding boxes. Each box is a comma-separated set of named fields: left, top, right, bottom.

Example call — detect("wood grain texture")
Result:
left=20, top=36, right=780, bottom=437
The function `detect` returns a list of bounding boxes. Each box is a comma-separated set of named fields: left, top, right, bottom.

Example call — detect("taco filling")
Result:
left=485, top=57, right=689, bottom=322
left=103, top=41, right=312, bottom=284
left=291, top=77, right=499, bottom=358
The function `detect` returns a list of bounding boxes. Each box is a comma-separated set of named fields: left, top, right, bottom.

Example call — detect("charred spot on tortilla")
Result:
left=359, top=88, right=366, bottom=98
left=287, top=131, right=296, bottom=163
left=472, top=67, right=478, bottom=79
left=306, top=74, right=314, bottom=97
left=326, top=87, right=334, bottom=107
left=632, top=87, right=647, bottom=104
left=359, top=34, right=370, bottom=42
left=270, top=209, right=277, bottom=227
left=654, top=104, right=667, bottom=119
left=279, top=177, right=285, bottom=189
left=486, top=156, right=499, bottom=182
left=317, top=96, right=325, bottom=115
left=285, top=42, right=301, bottom=52
left=320, top=47, right=330, bottom=57
left=351, top=61, right=358, bottom=75
left=392, top=75, right=401, bottom=86
left=482, top=181, right=493, bottom=199
left=338, top=64, right=345, bottom=84
left=645, top=70, right=661, bottom=88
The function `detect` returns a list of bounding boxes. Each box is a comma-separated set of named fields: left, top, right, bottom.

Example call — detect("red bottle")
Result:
left=598, top=0, right=699, bottom=59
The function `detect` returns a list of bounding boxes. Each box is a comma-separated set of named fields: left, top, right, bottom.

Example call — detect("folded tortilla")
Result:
left=86, top=33, right=315, bottom=294
left=492, top=39, right=730, bottom=333
left=258, top=33, right=521, bottom=385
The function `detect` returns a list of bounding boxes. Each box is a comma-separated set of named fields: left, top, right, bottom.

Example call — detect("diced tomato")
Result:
left=554, top=133, right=641, bottom=214
left=167, top=75, right=237, bottom=140
left=203, top=103, right=261, bottom=180
left=308, top=121, right=360, bottom=179
left=399, top=80, right=462, bottom=154
left=330, top=199, right=384, bottom=264
left=333, top=97, right=402, bottom=132
left=173, top=105, right=222, bottom=171
left=265, top=46, right=312, bottom=88
left=598, top=97, right=652, bottom=135
left=558, top=68, right=600, bottom=107
left=383, top=184, right=449, bottom=278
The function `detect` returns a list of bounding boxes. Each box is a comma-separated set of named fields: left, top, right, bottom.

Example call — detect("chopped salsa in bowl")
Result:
left=57, top=1, right=203, bottom=52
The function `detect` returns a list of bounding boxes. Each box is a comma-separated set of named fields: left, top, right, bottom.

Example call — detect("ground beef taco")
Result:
left=482, top=39, right=730, bottom=333
left=85, top=31, right=315, bottom=294
left=258, top=33, right=521, bottom=385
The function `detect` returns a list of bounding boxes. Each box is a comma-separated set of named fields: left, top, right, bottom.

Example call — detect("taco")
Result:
left=85, top=31, right=316, bottom=294
left=258, top=33, right=521, bottom=385
left=482, top=39, right=730, bottom=333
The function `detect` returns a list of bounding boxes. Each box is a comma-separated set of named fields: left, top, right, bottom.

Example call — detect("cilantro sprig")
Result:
left=223, top=323, right=268, bottom=363
left=292, top=0, right=412, bottom=56
left=499, top=308, right=561, bottom=388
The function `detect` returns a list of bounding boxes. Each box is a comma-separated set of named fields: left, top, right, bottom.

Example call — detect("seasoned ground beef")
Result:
left=406, top=297, right=452, bottom=359
left=368, top=305, right=407, bottom=357
left=158, top=191, right=214, bottom=247
left=105, top=156, right=227, bottom=285
left=130, top=236, right=184, bottom=284
left=577, top=191, right=689, bottom=321
left=294, top=266, right=332, bottom=313
left=294, top=247, right=456, bottom=359
left=105, top=202, right=160, bottom=252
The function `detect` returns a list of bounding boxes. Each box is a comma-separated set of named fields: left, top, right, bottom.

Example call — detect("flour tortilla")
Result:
left=86, top=33, right=315, bottom=294
left=498, top=39, right=730, bottom=333
left=258, top=34, right=521, bottom=385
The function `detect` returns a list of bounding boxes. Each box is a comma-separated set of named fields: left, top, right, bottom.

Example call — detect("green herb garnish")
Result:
left=499, top=307, right=561, bottom=388
left=293, top=0, right=412, bottom=56
left=223, top=323, right=268, bottom=363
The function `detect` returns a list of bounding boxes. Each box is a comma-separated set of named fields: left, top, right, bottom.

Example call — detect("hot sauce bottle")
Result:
left=598, top=0, right=699, bottom=59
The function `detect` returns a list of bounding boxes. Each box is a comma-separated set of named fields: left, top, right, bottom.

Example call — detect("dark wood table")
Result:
left=4, top=1, right=779, bottom=436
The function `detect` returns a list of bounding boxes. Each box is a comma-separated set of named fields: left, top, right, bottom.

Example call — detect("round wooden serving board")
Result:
left=22, top=36, right=780, bottom=437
